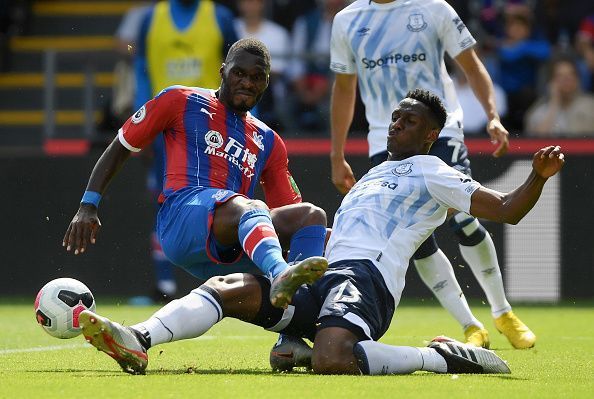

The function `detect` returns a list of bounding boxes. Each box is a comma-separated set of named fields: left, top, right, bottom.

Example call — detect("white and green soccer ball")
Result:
left=35, top=278, right=96, bottom=339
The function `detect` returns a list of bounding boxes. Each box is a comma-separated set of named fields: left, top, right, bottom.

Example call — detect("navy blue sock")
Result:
left=288, top=225, right=327, bottom=262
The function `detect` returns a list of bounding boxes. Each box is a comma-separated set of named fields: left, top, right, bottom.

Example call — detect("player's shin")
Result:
left=456, top=227, right=511, bottom=317
left=353, top=341, right=447, bottom=374
left=130, top=286, right=222, bottom=347
left=238, top=209, right=287, bottom=278
left=414, top=249, right=484, bottom=330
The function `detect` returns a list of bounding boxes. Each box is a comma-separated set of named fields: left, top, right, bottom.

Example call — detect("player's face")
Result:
left=387, top=99, right=437, bottom=159
left=219, top=50, right=270, bottom=113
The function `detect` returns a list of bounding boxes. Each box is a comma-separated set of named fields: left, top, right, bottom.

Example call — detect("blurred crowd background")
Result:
left=1, top=0, right=594, bottom=146
left=2, top=1, right=593, bottom=301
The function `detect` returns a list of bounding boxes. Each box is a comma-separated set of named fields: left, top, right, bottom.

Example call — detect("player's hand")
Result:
left=532, top=146, right=565, bottom=178
left=63, top=204, right=102, bottom=255
left=331, top=157, right=356, bottom=194
left=486, top=118, right=509, bottom=158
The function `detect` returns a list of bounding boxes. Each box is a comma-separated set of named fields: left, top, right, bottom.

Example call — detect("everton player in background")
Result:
left=63, top=38, right=329, bottom=309
left=328, top=0, right=533, bottom=350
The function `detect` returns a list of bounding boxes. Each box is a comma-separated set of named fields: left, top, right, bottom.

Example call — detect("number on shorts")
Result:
left=333, top=281, right=361, bottom=303
left=447, top=139, right=461, bottom=163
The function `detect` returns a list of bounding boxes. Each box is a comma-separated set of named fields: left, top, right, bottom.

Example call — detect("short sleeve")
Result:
left=118, top=87, right=185, bottom=152
left=437, top=1, right=476, bottom=58
left=423, top=161, right=481, bottom=213
left=260, top=133, right=302, bottom=208
left=330, top=13, right=357, bottom=74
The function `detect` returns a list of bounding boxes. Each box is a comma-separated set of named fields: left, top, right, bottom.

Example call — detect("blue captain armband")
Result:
left=81, top=191, right=102, bottom=208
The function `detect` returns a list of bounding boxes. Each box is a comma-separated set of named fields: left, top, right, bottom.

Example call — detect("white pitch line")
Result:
left=193, top=335, right=271, bottom=341
left=0, top=335, right=273, bottom=355
left=0, top=343, right=89, bottom=355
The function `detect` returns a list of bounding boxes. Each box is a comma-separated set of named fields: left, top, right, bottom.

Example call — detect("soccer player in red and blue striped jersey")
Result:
left=64, top=38, right=328, bottom=309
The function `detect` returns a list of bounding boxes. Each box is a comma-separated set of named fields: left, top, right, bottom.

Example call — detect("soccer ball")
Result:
left=34, top=278, right=96, bottom=339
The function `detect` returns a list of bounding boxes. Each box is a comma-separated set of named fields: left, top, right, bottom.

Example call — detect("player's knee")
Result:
left=311, top=331, right=359, bottom=375
left=200, top=274, right=263, bottom=319
left=413, top=234, right=439, bottom=260
left=312, top=346, right=358, bottom=375
left=201, top=275, right=234, bottom=299
left=245, top=199, right=269, bottom=212
left=216, top=197, right=270, bottom=230
left=449, top=213, right=486, bottom=246
left=300, top=202, right=327, bottom=226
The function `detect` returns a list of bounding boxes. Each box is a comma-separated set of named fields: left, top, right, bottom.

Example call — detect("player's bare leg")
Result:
left=312, top=327, right=510, bottom=375
left=214, top=198, right=328, bottom=308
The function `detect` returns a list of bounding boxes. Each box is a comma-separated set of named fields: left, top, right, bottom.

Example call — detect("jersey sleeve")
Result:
left=437, top=0, right=476, bottom=58
left=260, top=133, right=302, bottom=208
left=330, top=13, right=357, bottom=74
left=118, top=87, right=185, bottom=152
left=423, top=160, right=481, bottom=213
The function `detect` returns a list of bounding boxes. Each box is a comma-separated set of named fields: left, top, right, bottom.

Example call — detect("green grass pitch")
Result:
left=1, top=299, right=593, bottom=399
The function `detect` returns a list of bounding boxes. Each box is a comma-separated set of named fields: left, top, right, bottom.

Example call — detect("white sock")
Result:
left=131, top=288, right=222, bottom=347
left=354, top=341, right=447, bottom=374
left=459, top=234, right=512, bottom=318
left=415, top=250, right=484, bottom=330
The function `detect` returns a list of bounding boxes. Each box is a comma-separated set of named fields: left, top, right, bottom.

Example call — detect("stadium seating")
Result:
left=0, top=1, right=140, bottom=147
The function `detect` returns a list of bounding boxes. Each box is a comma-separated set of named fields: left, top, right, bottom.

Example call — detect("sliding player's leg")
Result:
left=413, top=235, right=490, bottom=348
left=80, top=273, right=266, bottom=374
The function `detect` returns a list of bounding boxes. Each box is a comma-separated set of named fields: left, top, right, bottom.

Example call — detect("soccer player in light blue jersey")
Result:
left=328, top=0, right=534, bottom=350
left=78, top=89, right=564, bottom=375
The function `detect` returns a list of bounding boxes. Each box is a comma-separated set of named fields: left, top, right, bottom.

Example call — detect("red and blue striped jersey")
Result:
left=118, top=86, right=302, bottom=207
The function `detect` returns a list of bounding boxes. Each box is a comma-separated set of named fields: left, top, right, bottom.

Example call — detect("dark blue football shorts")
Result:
left=253, top=259, right=395, bottom=342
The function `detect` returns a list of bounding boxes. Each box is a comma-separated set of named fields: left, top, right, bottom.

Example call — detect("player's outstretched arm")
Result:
left=63, top=138, right=131, bottom=255
left=330, top=73, right=357, bottom=194
left=469, top=146, right=565, bottom=224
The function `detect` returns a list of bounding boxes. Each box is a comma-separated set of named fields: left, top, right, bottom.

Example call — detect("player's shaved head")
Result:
left=226, top=38, right=271, bottom=71
left=405, top=88, right=447, bottom=131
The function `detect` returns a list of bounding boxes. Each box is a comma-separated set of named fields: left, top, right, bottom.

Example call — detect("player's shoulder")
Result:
left=334, top=0, right=367, bottom=21
left=246, top=113, right=278, bottom=138
left=405, top=0, right=454, bottom=18
left=417, top=156, right=472, bottom=186
left=413, top=155, right=452, bottom=175
left=415, top=0, right=451, bottom=9
left=155, top=85, right=213, bottom=101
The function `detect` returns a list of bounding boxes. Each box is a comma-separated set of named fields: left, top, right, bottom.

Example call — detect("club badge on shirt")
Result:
left=392, top=162, right=413, bottom=176
left=406, top=13, right=427, bottom=32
